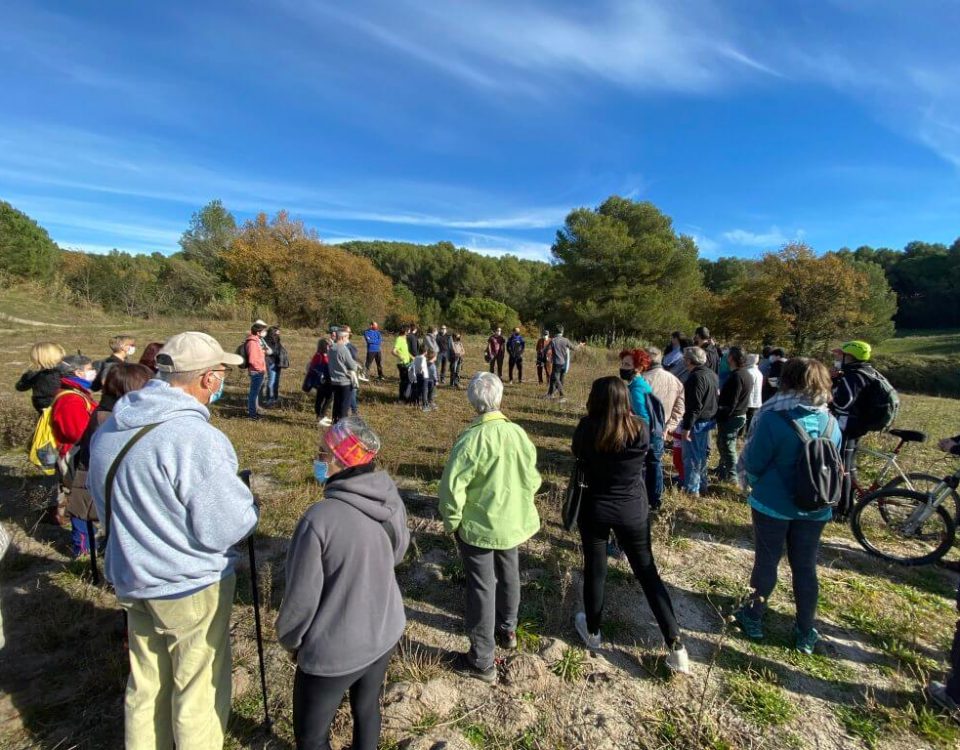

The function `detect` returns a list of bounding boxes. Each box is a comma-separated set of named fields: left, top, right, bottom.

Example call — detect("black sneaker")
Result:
left=496, top=629, right=518, bottom=650
left=451, top=652, right=496, bottom=683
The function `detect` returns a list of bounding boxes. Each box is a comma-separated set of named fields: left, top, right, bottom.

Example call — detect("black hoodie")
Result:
left=16, top=367, right=62, bottom=412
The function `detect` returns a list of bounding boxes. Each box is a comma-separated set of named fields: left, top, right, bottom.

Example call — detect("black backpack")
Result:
left=854, top=367, right=899, bottom=434
left=236, top=342, right=249, bottom=369
left=778, top=412, right=844, bottom=512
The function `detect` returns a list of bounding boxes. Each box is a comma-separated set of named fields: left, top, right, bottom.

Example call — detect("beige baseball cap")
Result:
left=156, top=332, right=243, bottom=373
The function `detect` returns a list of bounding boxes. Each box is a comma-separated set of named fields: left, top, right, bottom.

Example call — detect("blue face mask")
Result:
left=313, top=460, right=329, bottom=484
left=209, top=373, right=225, bottom=404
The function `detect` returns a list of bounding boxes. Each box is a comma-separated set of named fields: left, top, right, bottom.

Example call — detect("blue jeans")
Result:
left=266, top=364, right=281, bottom=402
left=248, top=371, right=264, bottom=416
left=746, top=508, right=826, bottom=633
left=682, top=420, right=715, bottom=495
left=645, top=432, right=665, bottom=509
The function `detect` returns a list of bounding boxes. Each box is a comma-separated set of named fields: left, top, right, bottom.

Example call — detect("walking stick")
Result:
left=239, top=470, right=272, bottom=732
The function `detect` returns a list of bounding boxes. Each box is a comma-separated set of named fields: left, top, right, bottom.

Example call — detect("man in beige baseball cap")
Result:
left=89, top=330, right=257, bottom=749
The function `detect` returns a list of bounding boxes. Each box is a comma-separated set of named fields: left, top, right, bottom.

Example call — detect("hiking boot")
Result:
left=496, top=628, right=517, bottom=650
left=574, top=612, right=601, bottom=650
left=794, top=626, right=820, bottom=655
left=451, top=652, right=496, bottom=683
left=665, top=641, right=691, bottom=675
left=733, top=607, right=764, bottom=640
left=927, top=681, right=960, bottom=723
left=317, top=416, right=332, bottom=427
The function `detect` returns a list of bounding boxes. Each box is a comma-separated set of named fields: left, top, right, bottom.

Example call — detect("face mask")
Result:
left=83, top=369, right=97, bottom=382
left=208, top=373, right=225, bottom=404
left=313, top=460, right=329, bottom=484
left=833, top=359, right=843, bottom=371
left=127, top=346, right=136, bottom=355
left=619, top=368, right=634, bottom=382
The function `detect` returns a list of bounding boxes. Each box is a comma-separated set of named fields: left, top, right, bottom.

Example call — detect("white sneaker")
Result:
left=318, top=417, right=332, bottom=427
left=665, top=643, right=690, bottom=675
left=574, top=612, right=601, bottom=650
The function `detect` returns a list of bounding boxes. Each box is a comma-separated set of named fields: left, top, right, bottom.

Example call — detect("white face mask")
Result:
left=833, top=359, right=843, bottom=370
left=127, top=345, right=136, bottom=355
left=82, top=369, right=97, bottom=381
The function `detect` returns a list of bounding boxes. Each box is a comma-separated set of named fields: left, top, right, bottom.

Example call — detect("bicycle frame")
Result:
left=854, top=443, right=910, bottom=495
left=901, top=471, right=960, bottom=534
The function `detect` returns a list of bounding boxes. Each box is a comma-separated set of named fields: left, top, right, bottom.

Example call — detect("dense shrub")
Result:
left=873, top=354, right=960, bottom=398
left=0, top=401, right=37, bottom=452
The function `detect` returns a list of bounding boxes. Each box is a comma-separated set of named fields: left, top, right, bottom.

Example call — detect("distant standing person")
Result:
left=714, top=346, right=751, bottom=482
left=643, top=346, right=685, bottom=510
left=535, top=330, right=551, bottom=385
left=743, top=353, right=763, bottom=432
left=662, top=332, right=684, bottom=371
left=305, top=338, right=334, bottom=426
left=571, top=376, right=689, bottom=673
left=449, top=333, right=465, bottom=389
left=762, top=348, right=787, bottom=402
left=406, top=325, right=421, bottom=358
left=92, top=334, right=137, bottom=392
left=545, top=326, right=571, bottom=402
left=392, top=326, right=413, bottom=403
left=439, top=373, right=541, bottom=683
left=437, top=325, right=452, bottom=384
left=137, top=342, right=165, bottom=374
left=244, top=323, right=268, bottom=419
left=679, top=347, right=719, bottom=496
left=486, top=327, right=506, bottom=378
left=363, top=322, right=384, bottom=380
left=667, top=336, right=693, bottom=381
left=276, top=418, right=409, bottom=750
left=506, top=327, right=525, bottom=384
left=329, top=327, right=359, bottom=422
left=88, top=332, right=258, bottom=750
left=16, top=341, right=66, bottom=413
left=264, top=325, right=289, bottom=407
left=694, top=326, right=720, bottom=375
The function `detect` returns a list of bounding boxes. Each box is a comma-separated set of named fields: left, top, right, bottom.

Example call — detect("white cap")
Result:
left=156, top=332, right=243, bottom=373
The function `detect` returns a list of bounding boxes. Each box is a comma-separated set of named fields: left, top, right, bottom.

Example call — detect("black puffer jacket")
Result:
left=681, top=365, right=719, bottom=430
left=16, top=368, right=62, bottom=413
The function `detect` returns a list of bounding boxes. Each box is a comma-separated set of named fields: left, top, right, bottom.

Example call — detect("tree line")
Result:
left=2, top=196, right=948, bottom=352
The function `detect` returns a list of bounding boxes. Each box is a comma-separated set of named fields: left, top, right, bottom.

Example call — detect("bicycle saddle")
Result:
left=888, top=428, right=927, bottom=443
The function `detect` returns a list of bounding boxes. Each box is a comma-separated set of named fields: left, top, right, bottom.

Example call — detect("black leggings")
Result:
left=314, top=383, right=332, bottom=417
left=579, top=515, right=679, bottom=645
left=293, top=646, right=394, bottom=750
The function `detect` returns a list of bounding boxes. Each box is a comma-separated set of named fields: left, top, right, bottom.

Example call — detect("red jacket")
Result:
left=51, top=378, right=97, bottom=457
left=245, top=334, right=267, bottom=373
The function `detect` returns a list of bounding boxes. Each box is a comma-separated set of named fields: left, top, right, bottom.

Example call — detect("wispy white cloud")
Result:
left=456, top=232, right=553, bottom=261
left=722, top=226, right=804, bottom=249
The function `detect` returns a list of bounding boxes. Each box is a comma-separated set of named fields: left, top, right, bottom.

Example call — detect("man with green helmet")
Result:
left=830, top=340, right=898, bottom=519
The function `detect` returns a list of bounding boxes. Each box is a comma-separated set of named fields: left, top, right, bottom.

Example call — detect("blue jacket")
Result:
left=363, top=328, right=382, bottom=353
left=626, top=375, right=652, bottom=424
left=743, top=405, right=840, bottom=522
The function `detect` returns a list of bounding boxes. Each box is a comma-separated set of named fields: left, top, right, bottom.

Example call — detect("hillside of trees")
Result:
left=1, top=196, right=951, bottom=352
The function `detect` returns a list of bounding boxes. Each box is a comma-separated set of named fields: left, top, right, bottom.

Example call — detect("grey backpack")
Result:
left=779, top=412, right=844, bottom=512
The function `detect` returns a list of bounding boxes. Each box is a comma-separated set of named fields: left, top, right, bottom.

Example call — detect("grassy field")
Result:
left=0, top=306, right=959, bottom=749
left=874, top=330, right=960, bottom=357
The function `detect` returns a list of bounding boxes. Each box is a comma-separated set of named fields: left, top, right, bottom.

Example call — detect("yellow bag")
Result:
left=28, top=406, right=59, bottom=476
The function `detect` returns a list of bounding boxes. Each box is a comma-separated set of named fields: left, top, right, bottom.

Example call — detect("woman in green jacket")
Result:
left=439, top=371, right=541, bottom=683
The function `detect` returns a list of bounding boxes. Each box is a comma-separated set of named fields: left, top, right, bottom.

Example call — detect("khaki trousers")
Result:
left=120, top=575, right=236, bottom=750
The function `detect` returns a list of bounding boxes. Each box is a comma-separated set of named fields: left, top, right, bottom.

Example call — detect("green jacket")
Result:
left=439, top=412, right=542, bottom=550
left=392, top=335, right=412, bottom=365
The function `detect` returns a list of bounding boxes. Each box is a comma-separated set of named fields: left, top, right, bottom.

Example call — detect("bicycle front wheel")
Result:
left=851, top=488, right=956, bottom=566
left=884, top=473, right=960, bottom=519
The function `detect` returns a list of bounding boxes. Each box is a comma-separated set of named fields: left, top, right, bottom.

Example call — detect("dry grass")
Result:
left=1, top=315, right=959, bottom=749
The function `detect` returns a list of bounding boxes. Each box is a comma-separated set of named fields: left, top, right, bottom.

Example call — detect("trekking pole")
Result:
left=239, top=470, right=272, bottom=733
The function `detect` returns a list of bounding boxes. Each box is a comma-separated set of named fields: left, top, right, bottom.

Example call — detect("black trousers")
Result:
left=313, top=382, right=333, bottom=417
left=579, top=514, right=679, bottom=645
left=332, top=384, right=352, bottom=421
left=838, top=435, right=859, bottom=520
left=508, top=357, right=523, bottom=382
left=293, top=646, right=394, bottom=750
left=364, top=351, right=383, bottom=379
left=397, top=364, right=410, bottom=402
left=488, top=353, right=504, bottom=378
left=548, top=362, right=565, bottom=396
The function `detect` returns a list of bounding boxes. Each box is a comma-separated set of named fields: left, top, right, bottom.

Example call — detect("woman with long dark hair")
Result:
left=571, top=376, right=689, bottom=673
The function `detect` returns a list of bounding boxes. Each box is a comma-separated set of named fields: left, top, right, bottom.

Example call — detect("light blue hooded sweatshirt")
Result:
left=89, top=379, right=259, bottom=600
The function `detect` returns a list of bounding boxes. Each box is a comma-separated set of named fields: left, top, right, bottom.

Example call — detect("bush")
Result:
left=448, top=296, right=520, bottom=333
left=0, top=400, right=36, bottom=451
left=873, top=354, right=960, bottom=398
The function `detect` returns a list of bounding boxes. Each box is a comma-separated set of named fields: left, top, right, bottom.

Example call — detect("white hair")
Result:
left=683, top=346, right=707, bottom=366
left=745, top=353, right=759, bottom=367
left=646, top=346, right=663, bottom=365
left=467, top=372, right=503, bottom=414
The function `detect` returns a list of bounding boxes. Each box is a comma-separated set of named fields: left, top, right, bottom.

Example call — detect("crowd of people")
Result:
left=9, top=321, right=960, bottom=749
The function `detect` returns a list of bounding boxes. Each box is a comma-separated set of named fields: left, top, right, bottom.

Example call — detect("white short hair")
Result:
left=683, top=346, right=707, bottom=366
left=646, top=346, right=663, bottom=365
left=745, top=353, right=759, bottom=367
left=467, top=372, right=503, bottom=414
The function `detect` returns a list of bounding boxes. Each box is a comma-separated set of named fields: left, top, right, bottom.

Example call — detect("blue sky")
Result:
left=1, top=0, right=958, bottom=261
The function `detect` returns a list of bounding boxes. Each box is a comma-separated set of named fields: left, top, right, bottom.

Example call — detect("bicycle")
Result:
left=851, top=460, right=960, bottom=566
left=853, top=428, right=950, bottom=501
